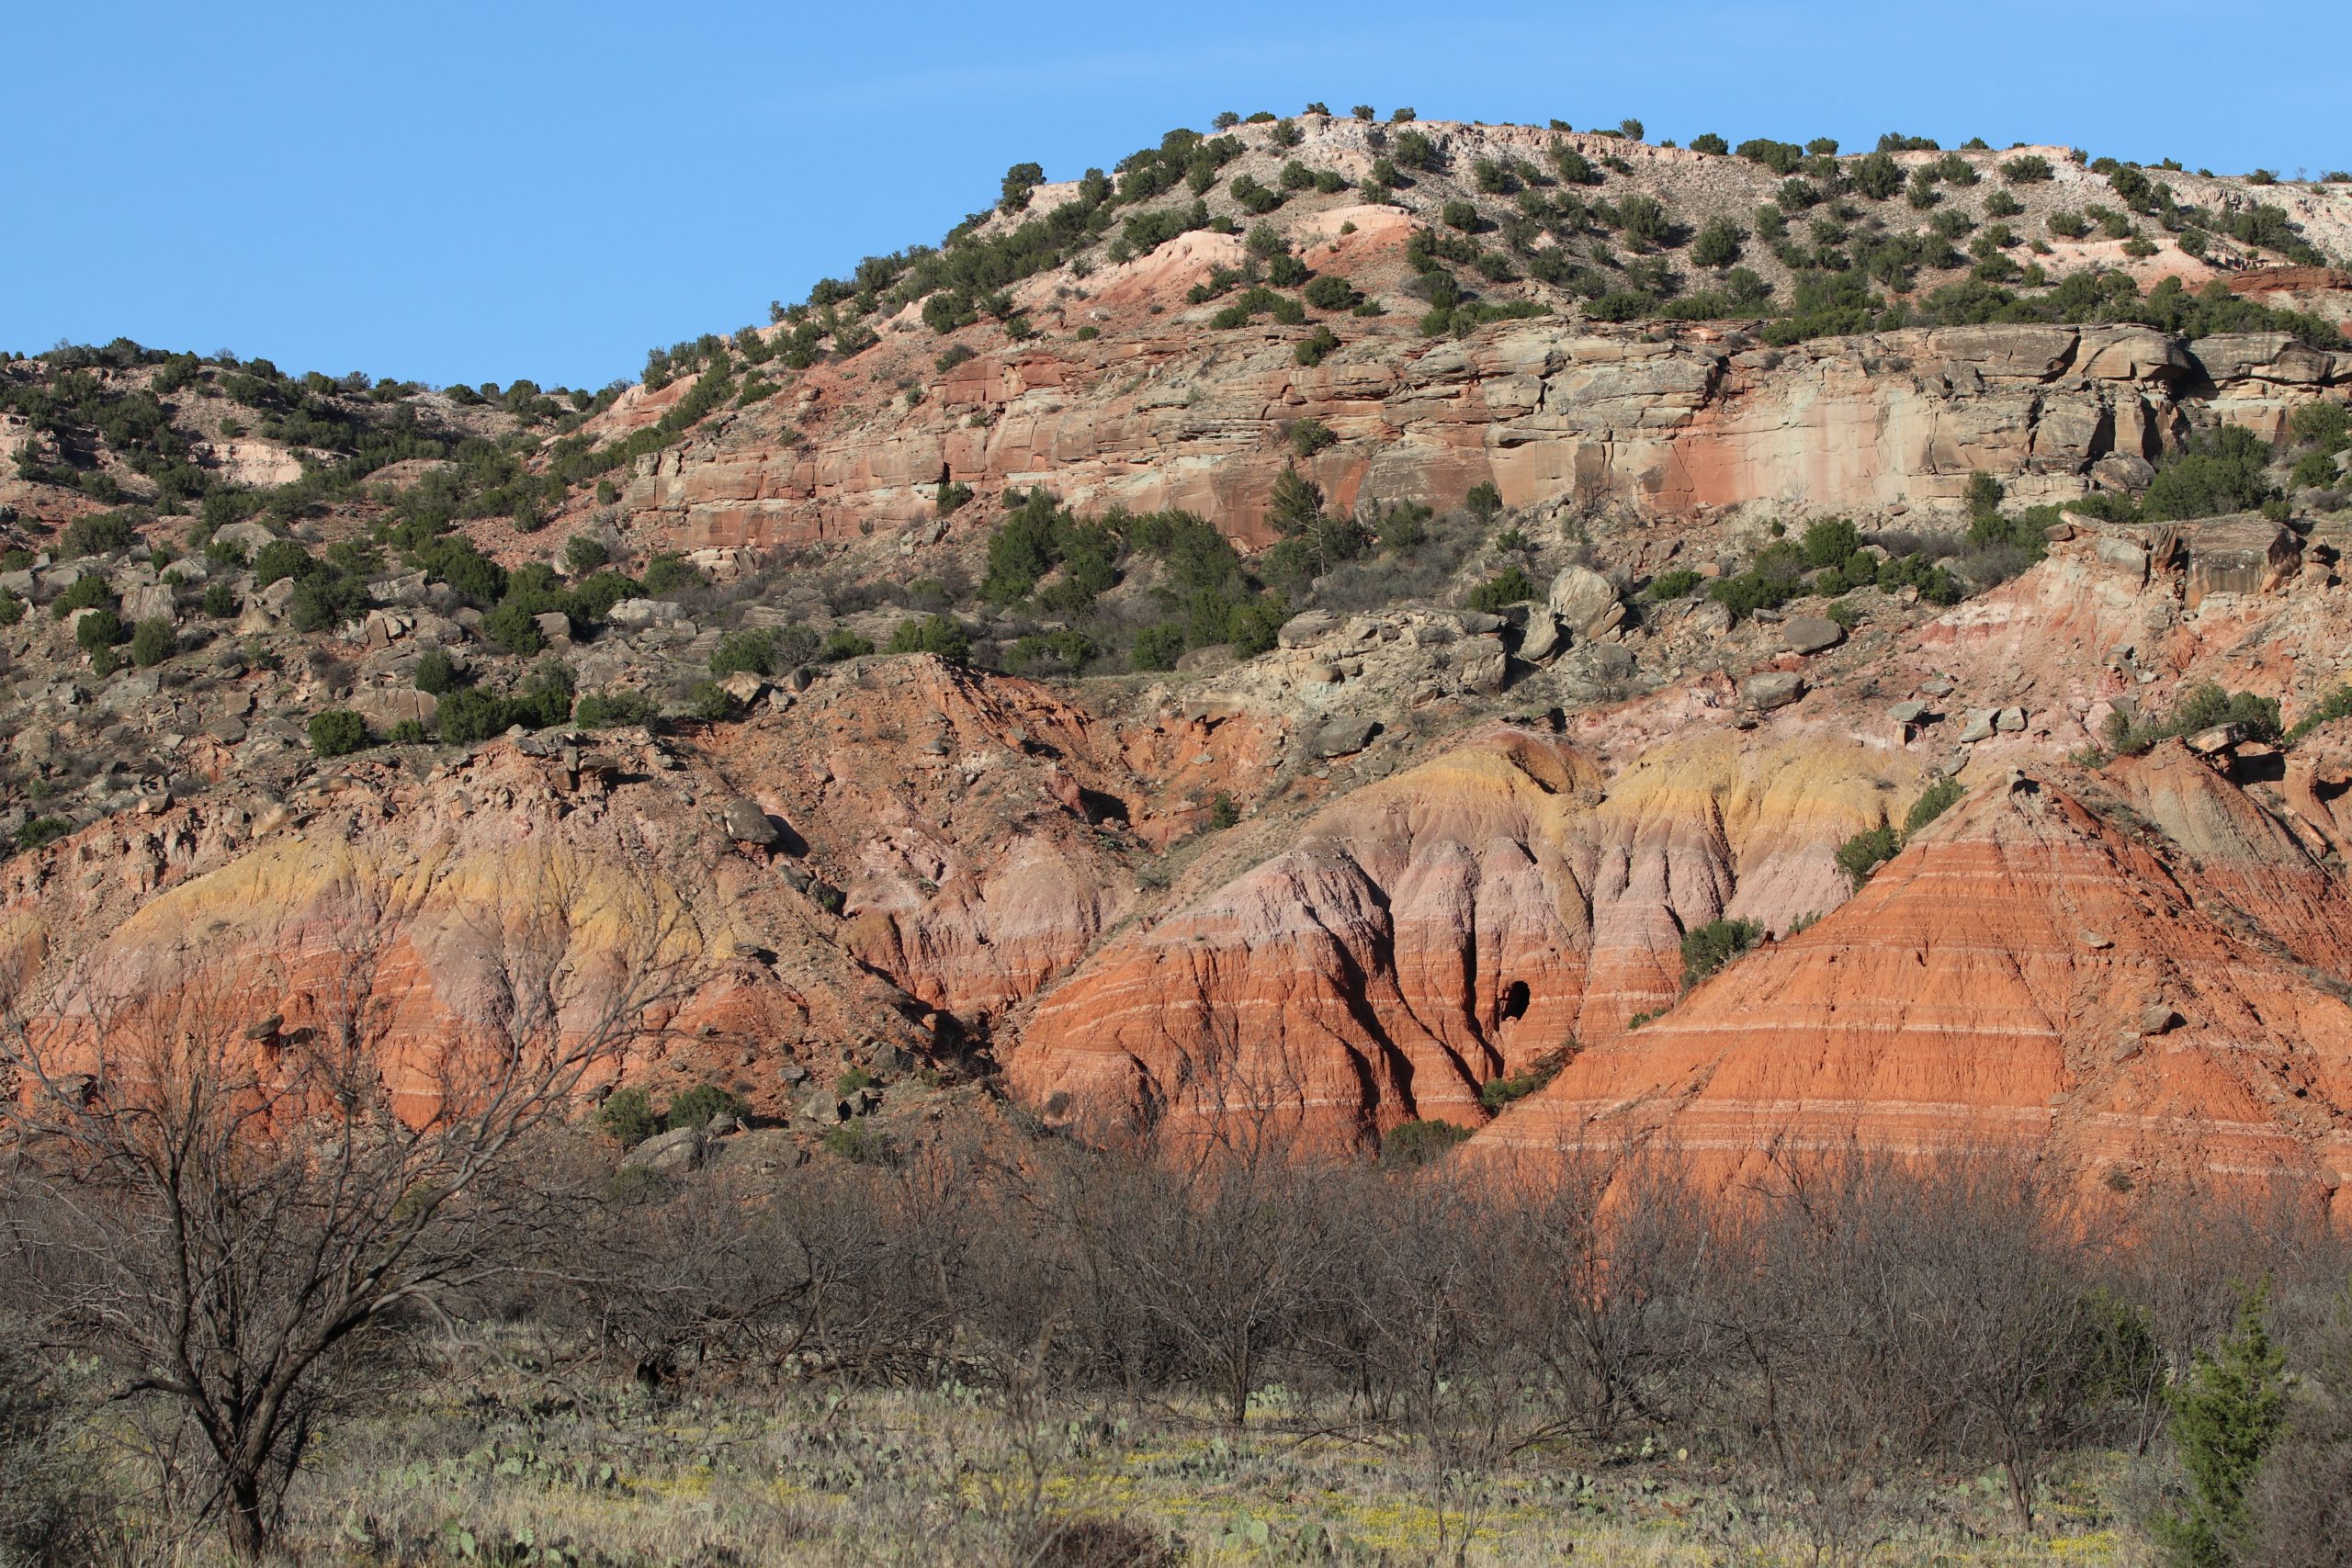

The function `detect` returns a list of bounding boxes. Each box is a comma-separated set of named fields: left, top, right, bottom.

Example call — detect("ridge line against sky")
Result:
left=4, top=0, right=2343, bottom=390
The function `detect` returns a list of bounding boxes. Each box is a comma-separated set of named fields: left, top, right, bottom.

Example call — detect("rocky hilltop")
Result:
left=4, top=110, right=2352, bottom=1210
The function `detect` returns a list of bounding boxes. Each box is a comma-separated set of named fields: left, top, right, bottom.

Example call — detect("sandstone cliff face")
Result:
left=623, top=320, right=2346, bottom=555
left=1004, top=725, right=1927, bottom=1145
left=1473, top=763, right=2352, bottom=1216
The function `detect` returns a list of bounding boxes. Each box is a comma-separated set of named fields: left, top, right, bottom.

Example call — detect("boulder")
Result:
left=722, top=796, right=779, bottom=846
left=719, top=670, right=768, bottom=705
left=121, top=584, right=175, bottom=624
left=2187, top=723, right=2245, bottom=756
left=1995, top=706, right=2027, bottom=733
left=1516, top=613, right=1563, bottom=663
left=533, top=610, right=571, bottom=647
left=1783, top=615, right=1845, bottom=655
left=1958, top=710, right=1996, bottom=743
left=1455, top=634, right=1509, bottom=694
left=1889, top=699, right=1930, bottom=725
left=210, top=521, right=278, bottom=555
left=2181, top=515, right=2301, bottom=607
left=1741, top=671, right=1805, bottom=710
left=2094, top=536, right=2150, bottom=587
left=619, top=1124, right=706, bottom=1174
left=1546, top=566, right=1622, bottom=640
left=1277, top=610, right=1335, bottom=649
left=606, top=598, right=682, bottom=631
left=1685, top=600, right=1735, bottom=637
left=2090, top=452, right=2156, bottom=492
left=1311, top=716, right=1380, bottom=758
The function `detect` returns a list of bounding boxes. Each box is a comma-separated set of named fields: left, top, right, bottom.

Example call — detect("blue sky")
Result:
left=6, top=1, right=2340, bottom=390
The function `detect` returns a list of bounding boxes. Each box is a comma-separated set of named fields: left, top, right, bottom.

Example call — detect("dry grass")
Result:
left=22, top=1347, right=2158, bottom=1567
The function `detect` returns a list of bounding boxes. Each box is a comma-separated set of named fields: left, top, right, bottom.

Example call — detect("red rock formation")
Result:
left=1005, top=725, right=1924, bottom=1145
left=1475, top=766, right=2352, bottom=1217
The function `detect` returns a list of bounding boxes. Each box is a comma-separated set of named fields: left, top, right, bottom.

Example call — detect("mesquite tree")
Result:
left=0, top=874, right=688, bottom=1559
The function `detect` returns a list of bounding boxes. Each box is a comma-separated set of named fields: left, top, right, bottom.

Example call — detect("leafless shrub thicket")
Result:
left=7, top=987, right=2352, bottom=1566
left=522, top=1122, right=2352, bottom=1563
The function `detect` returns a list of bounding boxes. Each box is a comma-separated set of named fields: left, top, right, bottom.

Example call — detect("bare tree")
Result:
left=0, top=871, right=689, bottom=1560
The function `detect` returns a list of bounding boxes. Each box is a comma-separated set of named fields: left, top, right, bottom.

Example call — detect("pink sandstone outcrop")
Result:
left=623, top=320, right=2350, bottom=553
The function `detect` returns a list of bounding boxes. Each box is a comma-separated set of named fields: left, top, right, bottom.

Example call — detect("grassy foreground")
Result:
left=35, top=1348, right=2159, bottom=1567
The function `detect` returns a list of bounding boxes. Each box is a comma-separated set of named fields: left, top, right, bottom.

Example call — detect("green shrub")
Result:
left=2000, top=153, right=2053, bottom=185
left=1294, top=325, right=1340, bottom=367
left=564, top=535, right=609, bottom=575
left=250, top=537, right=315, bottom=588
left=1617, top=194, right=1672, bottom=248
left=2107, top=682, right=2282, bottom=755
left=710, top=628, right=780, bottom=679
left=2287, top=686, right=2352, bottom=744
left=200, top=581, right=238, bottom=617
left=1464, top=565, right=1536, bottom=612
left=1837, top=824, right=1900, bottom=887
left=1904, top=775, right=1964, bottom=835
left=685, top=680, right=737, bottom=721
left=1130, top=623, right=1186, bottom=671
left=2141, top=426, right=2276, bottom=522
left=820, top=629, right=874, bottom=661
left=0, top=592, right=21, bottom=627
left=886, top=614, right=971, bottom=663
left=1645, top=569, right=1702, bottom=601
left=1736, top=138, right=1803, bottom=175
left=1851, top=152, right=1903, bottom=200
left=1480, top=1057, right=1564, bottom=1109
left=287, top=569, right=369, bottom=634
left=642, top=553, right=699, bottom=594
left=596, top=1087, right=659, bottom=1148
left=62, top=512, right=135, bottom=558
left=483, top=600, right=547, bottom=656
left=413, top=648, right=461, bottom=694
left=1680, top=917, right=1764, bottom=987
left=73, top=607, right=123, bottom=653
left=664, top=1083, right=749, bottom=1131
left=1288, top=417, right=1338, bottom=457
left=388, top=719, right=428, bottom=744
left=1690, top=132, right=1729, bottom=156
left=434, top=687, right=508, bottom=744
left=1799, top=518, right=1861, bottom=569
left=15, top=817, right=71, bottom=852
left=51, top=574, right=114, bottom=619
left=573, top=689, right=659, bottom=728
left=308, top=709, right=368, bottom=757
left=129, top=617, right=175, bottom=667
left=1380, top=1118, right=1472, bottom=1169
left=2154, top=1288, right=2285, bottom=1568
left=1207, top=793, right=1240, bottom=829
left=1690, top=216, right=1742, bottom=267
